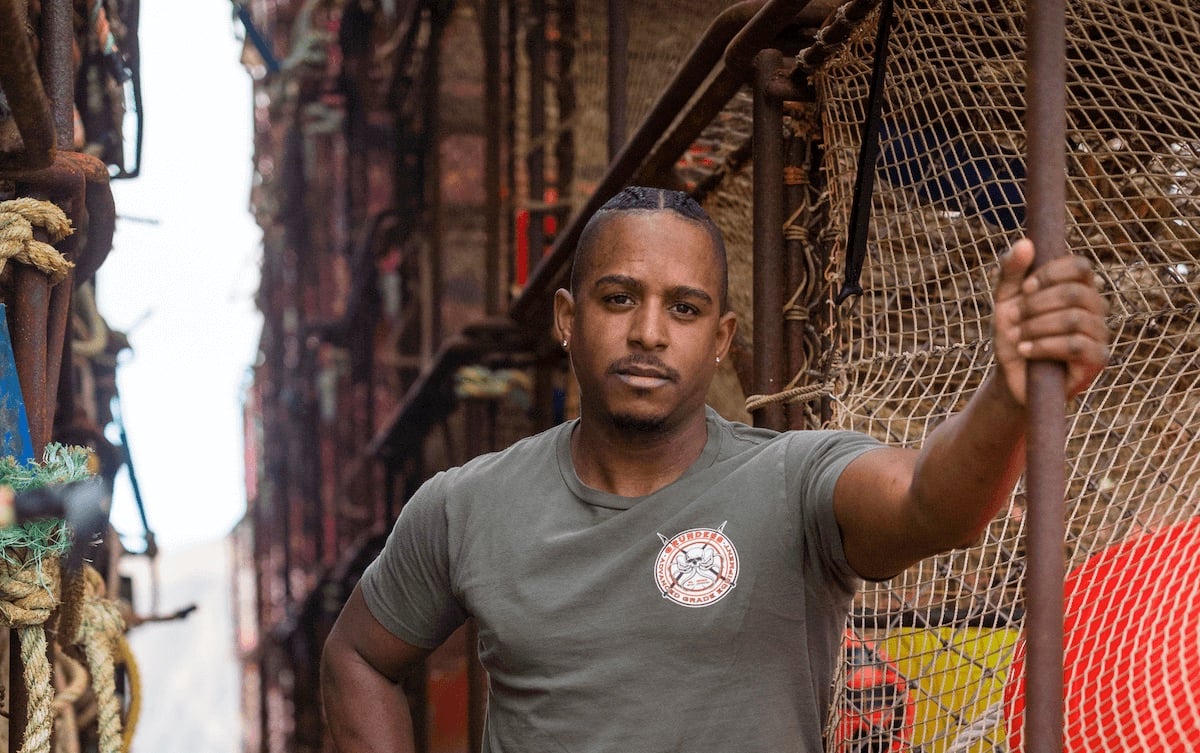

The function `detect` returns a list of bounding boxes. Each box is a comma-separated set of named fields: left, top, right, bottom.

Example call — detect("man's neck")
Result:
left=570, top=410, right=709, bottom=498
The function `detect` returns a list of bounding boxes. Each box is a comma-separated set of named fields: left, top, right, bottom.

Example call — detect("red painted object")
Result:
left=1006, top=516, right=1200, bottom=752
left=833, top=631, right=914, bottom=753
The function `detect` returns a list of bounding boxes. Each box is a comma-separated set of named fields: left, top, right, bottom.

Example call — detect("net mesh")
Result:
left=799, top=1, right=1200, bottom=750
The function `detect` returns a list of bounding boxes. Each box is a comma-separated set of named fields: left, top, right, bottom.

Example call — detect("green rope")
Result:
left=0, top=443, right=93, bottom=491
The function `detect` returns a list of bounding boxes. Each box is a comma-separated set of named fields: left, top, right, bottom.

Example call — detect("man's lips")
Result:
left=607, top=357, right=679, bottom=386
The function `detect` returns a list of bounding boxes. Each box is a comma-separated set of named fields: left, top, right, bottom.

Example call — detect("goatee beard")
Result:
left=609, top=411, right=669, bottom=435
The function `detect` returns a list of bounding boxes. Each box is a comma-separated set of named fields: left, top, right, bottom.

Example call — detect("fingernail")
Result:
left=1018, top=341, right=1033, bottom=357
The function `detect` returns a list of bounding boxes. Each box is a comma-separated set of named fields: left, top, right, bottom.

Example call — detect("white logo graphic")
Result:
left=654, top=522, right=739, bottom=607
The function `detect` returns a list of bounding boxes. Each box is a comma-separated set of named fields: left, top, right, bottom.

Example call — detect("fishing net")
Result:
left=786, top=0, right=1200, bottom=750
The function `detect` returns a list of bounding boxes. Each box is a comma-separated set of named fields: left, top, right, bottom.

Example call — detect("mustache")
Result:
left=606, top=354, right=680, bottom=382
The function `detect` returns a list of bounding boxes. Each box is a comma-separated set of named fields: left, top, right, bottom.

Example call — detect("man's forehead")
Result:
left=587, top=212, right=715, bottom=264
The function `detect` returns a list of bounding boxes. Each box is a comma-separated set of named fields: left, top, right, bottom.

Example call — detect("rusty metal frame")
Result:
left=509, top=0, right=838, bottom=330
left=0, top=0, right=55, bottom=170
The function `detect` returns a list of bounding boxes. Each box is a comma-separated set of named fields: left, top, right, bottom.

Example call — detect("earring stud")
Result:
left=562, top=339, right=568, bottom=349
left=715, top=356, right=721, bottom=364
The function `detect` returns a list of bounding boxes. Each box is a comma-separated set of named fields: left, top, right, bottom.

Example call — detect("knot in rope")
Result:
left=0, top=552, right=61, bottom=627
left=0, top=198, right=75, bottom=283
left=0, top=546, right=63, bottom=753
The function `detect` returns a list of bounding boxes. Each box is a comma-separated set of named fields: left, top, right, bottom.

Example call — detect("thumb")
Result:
left=993, top=238, right=1034, bottom=303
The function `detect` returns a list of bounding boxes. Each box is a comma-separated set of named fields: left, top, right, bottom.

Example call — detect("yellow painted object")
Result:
left=879, top=627, right=1020, bottom=753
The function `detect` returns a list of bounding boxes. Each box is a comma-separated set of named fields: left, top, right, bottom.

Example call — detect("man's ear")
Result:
left=715, top=310, right=737, bottom=361
left=553, top=288, right=575, bottom=344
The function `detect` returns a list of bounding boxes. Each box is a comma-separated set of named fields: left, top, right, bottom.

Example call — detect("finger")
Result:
left=1017, top=331, right=1110, bottom=366
left=1021, top=254, right=1097, bottom=294
left=994, top=239, right=1035, bottom=303
left=1017, top=307, right=1111, bottom=347
left=1019, top=281, right=1110, bottom=322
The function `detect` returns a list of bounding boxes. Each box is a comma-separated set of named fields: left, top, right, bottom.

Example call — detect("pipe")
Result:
left=38, top=0, right=74, bottom=150
left=556, top=1, right=576, bottom=224
left=484, top=0, right=503, bottom=315
left=527, top=0, right=548, bottom=262
left=784, top=110, right=813, bottom=430
left=0, top=0, right=55, bottom=169
left=607, top=0, right=629, bottom=160
left=10, top=267, right=51, bottom=455
left=1023, top=0, right=1068, bottom=750
left=752, top=48, right=787, bottom=430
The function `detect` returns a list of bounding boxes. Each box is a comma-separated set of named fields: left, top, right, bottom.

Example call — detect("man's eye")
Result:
left=670, top=303, right=699, bottom=316
left=606, top=293, right=634, bottom=305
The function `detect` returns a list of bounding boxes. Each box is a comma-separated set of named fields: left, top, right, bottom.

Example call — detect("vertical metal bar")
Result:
left=783, top=120, right=809, bottom=430
left=505, top=0, right=519, bottom=290
left=751, top=48, right=786, bottom=430
left=44, top=267, right=74, bottom=435
left=424, top=11, right=444, bottom=356
left=10, top=267, right=51, bottom=454
left=0, top=0, right=55, bottom=169
left=555, top=0, right=576, bottom=211
left=38, top=0, right=73, bottom=149
left=1024, top=0, right=1068, bottom=751
left=606, top=0, right=629, bottom=161
left=527, top=0, right=547, bottom=260
left=484, top=0, right=504, bottom=315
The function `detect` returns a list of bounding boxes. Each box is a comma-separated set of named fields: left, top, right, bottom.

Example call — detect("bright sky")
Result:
left=96, top=2, right=261, bottom=551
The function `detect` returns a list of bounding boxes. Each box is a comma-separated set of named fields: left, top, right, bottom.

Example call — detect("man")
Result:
left=321, top=187, right=1109, bottom=752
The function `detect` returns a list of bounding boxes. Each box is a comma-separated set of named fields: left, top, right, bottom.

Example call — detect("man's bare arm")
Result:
left=321, top=585, right=432, bottom=752
left=834, top=240, right=1110, bottom=579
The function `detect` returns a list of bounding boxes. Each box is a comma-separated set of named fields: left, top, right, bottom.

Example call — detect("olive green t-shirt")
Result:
left=361, top=407, right=882, bottom=752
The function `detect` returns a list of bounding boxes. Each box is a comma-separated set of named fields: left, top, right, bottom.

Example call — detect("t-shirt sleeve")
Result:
left=359, top=472, right=469, bottom=649
left=787, top=431, right=885, bottom=594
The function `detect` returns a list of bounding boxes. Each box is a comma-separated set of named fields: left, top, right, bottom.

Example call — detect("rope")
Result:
left=71, top=281, right=111, bottom=359
left=52, top=646, right=88, bottom=753
left=0, top=198, right=75, bottom=283
left=0, top=549, right=62, bottom=753
left=70, top=565, right=127, bottom=753
left=53, top=564, right=85, bottom=660
left=118, top=634, right=141, bottom=752
left=745, top=381, right=836, bottom=414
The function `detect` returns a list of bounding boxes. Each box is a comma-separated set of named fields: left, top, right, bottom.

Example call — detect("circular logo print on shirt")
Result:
left=654, top=522, right=739, bottom=607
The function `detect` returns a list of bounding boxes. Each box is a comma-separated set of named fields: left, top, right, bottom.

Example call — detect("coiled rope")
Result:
left=0, top=198, right=75, bottom=282
left=0, top=532, right=65, bottom=753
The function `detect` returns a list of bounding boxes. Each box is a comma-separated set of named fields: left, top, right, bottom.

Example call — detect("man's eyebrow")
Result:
left=592, top=274, right=643, bottom=291
left=668, top=285, right=713, bottom=305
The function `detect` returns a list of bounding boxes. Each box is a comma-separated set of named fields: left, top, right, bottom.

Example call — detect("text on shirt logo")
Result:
left=654, top=521, right=739, bottom=607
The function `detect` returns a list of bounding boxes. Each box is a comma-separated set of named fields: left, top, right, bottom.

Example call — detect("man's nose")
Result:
left=628, top=304, right=668, bottom=349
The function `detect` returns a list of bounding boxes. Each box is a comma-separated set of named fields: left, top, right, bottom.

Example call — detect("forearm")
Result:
left=321, top=640, right=419, bottom=752
left=909, top=371, right=1027, bottom=550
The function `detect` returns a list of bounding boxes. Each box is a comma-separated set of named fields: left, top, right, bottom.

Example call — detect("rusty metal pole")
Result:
left=39, top=0, right=74, bottom=149
left=751, top=48, right=787, bottom=430
left=1024, top=0, right=1068, bottom=751
left=527, top=0, right=547, bottom=261
left=606, top=0, right=629, bottom=160
left=484, top=0, right=504, bottom=315
left=751, top=50, right=787, bottom=428
left=0, top=0, right=55, bottom=169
